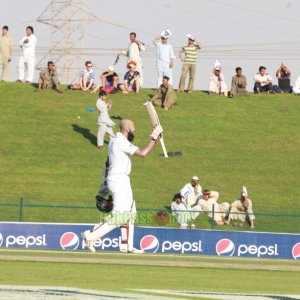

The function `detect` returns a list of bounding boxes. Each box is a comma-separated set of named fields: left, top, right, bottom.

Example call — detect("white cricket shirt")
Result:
left=107, top=132, right=138, bottom=177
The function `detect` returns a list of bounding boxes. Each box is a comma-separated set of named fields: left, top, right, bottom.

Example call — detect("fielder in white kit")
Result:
left=82, top=119, right=163, bottom=253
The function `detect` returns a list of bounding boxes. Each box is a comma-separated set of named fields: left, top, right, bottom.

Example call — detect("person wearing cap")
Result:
left=229, top=67, right=248, bottom=98
left=177, top=34, right=202, bottom=93
left=151, top=76, right=177, bottom=110
left=91, top=66, right=120, bottom=94
left=180, top=176, right=203, bottom=207
left=17, top=26, right=37, bottom=83
left=198, top=189, right=230, bottom=226
left=225, top=186, right=255, bottom=228
left=123, top=60, right=140, bottom=93
left=0, top=25, right=13, bottom=82
left=153, top=30, right=175, bottom=88
left=119, top=32, right=145, bottom=86
left=171, top=193, right=201, bottom=229
left=208, top=62, right=228, bottom=95
left=96, top=90, right=116, bottom=150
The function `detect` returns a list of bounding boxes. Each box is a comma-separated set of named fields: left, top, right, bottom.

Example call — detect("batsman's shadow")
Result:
left=72, top=124, right=105, bottom=147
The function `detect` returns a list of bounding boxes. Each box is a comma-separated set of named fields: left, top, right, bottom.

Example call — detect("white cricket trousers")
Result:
left=157, top=61, right=173, bottom=87
left=18, top=55, right=35, bottom=82
left=86, top=175, right=136, bottom=251
left=97, top=124, right=115, bottom=147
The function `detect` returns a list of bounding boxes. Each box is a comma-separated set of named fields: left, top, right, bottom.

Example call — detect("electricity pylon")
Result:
left=36, top=0, right=124, bottom=84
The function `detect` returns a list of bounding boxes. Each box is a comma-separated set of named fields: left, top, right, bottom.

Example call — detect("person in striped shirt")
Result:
left=68, top=61, right=98, bottom=91
left=177, top=34, right=202, bottom=93
left=79, top=61, right=97, bottom=91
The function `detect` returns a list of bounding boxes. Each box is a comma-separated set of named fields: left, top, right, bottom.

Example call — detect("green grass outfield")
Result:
left=0, top=83, right=300, bottom=232
left=0, top=249, right=299, bottom=299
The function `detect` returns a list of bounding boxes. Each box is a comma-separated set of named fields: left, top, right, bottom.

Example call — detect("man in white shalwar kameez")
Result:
left=119, top=32, right=145, bottom=86
left=17, top=26, right=37, bottom=83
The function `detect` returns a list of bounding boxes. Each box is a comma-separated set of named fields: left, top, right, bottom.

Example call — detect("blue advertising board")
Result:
left=0, top=222, right=300, bottom=260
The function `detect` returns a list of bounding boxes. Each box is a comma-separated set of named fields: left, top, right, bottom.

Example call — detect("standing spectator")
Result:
left=208, top=61, right=228, bottom=95
left=177, top=34, right=202, bottom=93
left=153, top=29, right=175, bottom=87
left=180, top=175, right=203, bottom=206
left=96, top=91, right=116, bottom=150
left=225, top=186, right=255, bottom=228
left=253, top=66, right=274, bottom=93
left=123, top=60, right=140, bottom=93
left=229, top=67, right=248, bottom=98
left=35, top=61, right=63, bottom=93
left=151, top=76, right=177, bottom=110
left=198, top=189, right=230, bottom=225
left=17, top=26, right=37, bottom=83
left=275, top=63, right=292, bottom=93
left=0, top=25, right=13, bottom=82
left=119, top=32, right=145, bottom=86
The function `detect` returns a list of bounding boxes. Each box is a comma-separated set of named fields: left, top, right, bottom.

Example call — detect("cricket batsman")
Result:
left=82, top=119, right=163, bottom=253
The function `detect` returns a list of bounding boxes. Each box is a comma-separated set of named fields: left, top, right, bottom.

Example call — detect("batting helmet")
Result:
left=95, top=194, right=113, bottom=213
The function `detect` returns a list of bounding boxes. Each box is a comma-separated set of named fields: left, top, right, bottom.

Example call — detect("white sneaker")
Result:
left=128, top=248, right=144, bottom=254
left=81, top=230, right=96, bottom=253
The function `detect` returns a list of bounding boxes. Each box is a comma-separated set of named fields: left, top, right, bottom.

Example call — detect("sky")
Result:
left=1, top=0, right=300, bottom=89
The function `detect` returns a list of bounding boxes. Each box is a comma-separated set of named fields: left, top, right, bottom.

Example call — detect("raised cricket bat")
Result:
left=144, top=101, right=168, bottom=158
left=114, top=54, right=120, bottom=65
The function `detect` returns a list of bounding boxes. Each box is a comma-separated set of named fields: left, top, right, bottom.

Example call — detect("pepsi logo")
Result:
left=0, top=233, right=3, bottom=247
left=60, top=232, right=79, bottom=250
left=216, top=239, right=235, bottom=256
left=292, top=242, right=300, bottom=260
left=140, top=235, right=159, bottom=252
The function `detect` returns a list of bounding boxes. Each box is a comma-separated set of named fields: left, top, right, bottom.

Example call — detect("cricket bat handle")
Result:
left=160, top=137, right=168, bottom=158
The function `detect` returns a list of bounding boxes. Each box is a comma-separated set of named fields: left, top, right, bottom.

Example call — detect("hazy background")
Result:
left=1, top=0, right=300, bottom=90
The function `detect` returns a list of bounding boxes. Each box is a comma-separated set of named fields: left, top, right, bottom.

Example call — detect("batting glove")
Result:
left=150, top=125, right=163, bottom=141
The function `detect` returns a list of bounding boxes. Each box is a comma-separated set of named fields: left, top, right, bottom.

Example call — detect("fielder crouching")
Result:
left=82, top=119, right=163, bottom=253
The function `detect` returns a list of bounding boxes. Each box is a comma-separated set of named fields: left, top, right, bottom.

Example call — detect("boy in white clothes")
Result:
left=171, top=193, right=201, bottom=229
left=96, top=91, right=115, bottom=149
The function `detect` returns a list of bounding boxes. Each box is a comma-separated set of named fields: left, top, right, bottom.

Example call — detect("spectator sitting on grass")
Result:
left=151, top=76, right=177, bottom=111
left=35, top=61, right=63, bottom=93
left=180, top=175, right=202, bottom=207
left=229, top=67, right=248, bottom=98
left=208, top=61, right=228, bottom=96
left=123, top=60, right=140, bottom=93
left=293, top=76, right=300, bottom=95
left=99, top=66, right=119, bottom=94
left=225, top=186, right=255, bottom=229
left=275, top=63, right=292, bottom=93
left=171, top=193, right=201, bottom=229
left=198, top=189, right=230, bottom=226
left=253, top=66, right=277, bottom=94
left=68, top=61, right=98, bottom=91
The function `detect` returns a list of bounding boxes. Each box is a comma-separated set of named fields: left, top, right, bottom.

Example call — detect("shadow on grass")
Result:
left=111, top=115, right=123, bottom=120
left=71, top=124, right=100, bottom=146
